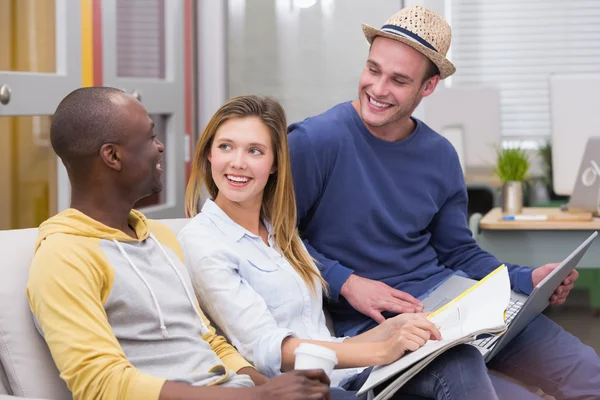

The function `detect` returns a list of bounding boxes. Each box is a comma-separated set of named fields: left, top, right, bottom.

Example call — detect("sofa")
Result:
left=0, top=219, right=189, bottom=399
left=0, top=219, right=553, bottom=400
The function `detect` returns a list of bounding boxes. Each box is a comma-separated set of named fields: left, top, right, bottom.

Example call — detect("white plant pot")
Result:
left=502, top=180, right=523, bottom=214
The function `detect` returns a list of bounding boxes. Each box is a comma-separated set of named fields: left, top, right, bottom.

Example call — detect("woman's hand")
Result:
left=374, top=318, right=442, bottom=365
left=365, top=312, right=430, bottom=342
left=384, top=313, right=431, bottom=333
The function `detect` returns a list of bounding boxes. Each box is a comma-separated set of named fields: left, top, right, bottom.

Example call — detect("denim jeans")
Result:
left=330, top=388, right=364, bottom=400
left=489, top=313, right=600, bottom=400
left=342, top=344, right=542, bottom=400
left=344, top=313, right=600, bottom=399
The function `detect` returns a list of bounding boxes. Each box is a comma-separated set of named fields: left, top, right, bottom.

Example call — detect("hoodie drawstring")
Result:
left=112, top=239, right=169, bottom=338
left=112, top=236, right=209, bottom=339
left=148, top=233, right=209, bottom=335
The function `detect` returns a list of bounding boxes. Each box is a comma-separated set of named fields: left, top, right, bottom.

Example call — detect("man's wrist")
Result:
left=339, top=273, right=356, bottom=297
left=326, top=263, right=355, bottom=301
left=245, top=386, right=264, bottom=400
left=519, top=267, right=535, bottom=295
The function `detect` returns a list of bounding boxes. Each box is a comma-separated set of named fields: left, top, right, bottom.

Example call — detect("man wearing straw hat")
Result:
left=289, top=5, right=600, bottom=399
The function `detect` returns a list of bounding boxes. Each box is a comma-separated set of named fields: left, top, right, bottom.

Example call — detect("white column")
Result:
left=197, top=0, right=228, bottom=132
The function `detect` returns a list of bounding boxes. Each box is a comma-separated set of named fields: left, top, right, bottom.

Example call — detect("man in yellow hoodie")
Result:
left=26, top=87, right=334, bottom=400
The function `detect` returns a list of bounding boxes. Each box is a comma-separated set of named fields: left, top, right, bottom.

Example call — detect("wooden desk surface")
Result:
left=480, top=207, right=600, bottom=230
left=464, top=171, right=502, bottom=188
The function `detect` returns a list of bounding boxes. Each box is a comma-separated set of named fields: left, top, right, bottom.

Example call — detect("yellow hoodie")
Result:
left=27, top=209, right=253, bottom=400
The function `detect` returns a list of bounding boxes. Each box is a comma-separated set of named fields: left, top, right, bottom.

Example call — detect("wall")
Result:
left=227, top=0, right=403, bottom=125
left=197, top=0, right=228, bottom=132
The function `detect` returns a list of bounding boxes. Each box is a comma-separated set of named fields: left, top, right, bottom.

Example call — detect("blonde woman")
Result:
left=178, top=96, right=514, bottom=400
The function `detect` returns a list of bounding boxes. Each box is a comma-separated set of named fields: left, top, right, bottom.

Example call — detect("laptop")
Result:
left=568, top=137, right=600, bottom=215
left=422, top=231, right=598, bottom=362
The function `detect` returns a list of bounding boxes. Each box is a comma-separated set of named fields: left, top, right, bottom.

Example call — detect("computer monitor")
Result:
left=423, top=86, right=501, bottom=171
left=550, top=74, right=600, bottom=196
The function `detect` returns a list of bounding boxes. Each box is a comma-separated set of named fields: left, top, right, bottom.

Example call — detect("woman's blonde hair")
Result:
left=185, top=95, right=328, bottom=296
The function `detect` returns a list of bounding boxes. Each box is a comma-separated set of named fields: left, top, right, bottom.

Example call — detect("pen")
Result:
left=502, top=215, right=548, bottom=221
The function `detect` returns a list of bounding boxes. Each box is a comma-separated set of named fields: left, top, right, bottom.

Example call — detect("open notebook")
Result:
left=357, top=265, right=511, bottom=400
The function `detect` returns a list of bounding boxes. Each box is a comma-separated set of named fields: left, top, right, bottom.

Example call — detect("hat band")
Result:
left=380, top=24, right=437, bottom=52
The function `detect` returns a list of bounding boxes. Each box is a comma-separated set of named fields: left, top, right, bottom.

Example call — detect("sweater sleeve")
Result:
left=427, top=150, right=534, bottom=295
left=26, top=236, right=166, bottom=400
left=288, top=124, right=355, bottom=301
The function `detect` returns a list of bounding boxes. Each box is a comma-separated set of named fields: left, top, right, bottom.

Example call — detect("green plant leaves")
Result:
left=494, top=146, right=530, bottom=182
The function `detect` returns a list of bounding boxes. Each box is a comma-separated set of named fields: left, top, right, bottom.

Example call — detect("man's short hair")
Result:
left=422, top=60, right=440, bottom=83
left=51, top=87, right=125, bottom=168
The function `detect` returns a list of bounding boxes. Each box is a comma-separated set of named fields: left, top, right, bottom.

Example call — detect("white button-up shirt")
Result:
left=177, top=199, right=364, bottom=387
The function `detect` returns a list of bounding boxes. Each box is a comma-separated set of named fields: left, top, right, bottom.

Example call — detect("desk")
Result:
left=464, top=170, right=502, bottom=189
left=470, top=207, right=600, bottom=309
left=465, top=170, right=501, bottom=213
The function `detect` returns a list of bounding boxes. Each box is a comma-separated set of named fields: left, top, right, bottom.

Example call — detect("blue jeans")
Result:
left=489, top=313, right=600, bottom=400
left=341, top=344, right=541, bottom=400
left=345, top=314, right=600, bottom=399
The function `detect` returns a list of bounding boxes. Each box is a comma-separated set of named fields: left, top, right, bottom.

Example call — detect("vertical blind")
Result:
left=116, top=0, right=166, bottom=79
left=449, top=0, right=600, bottom=140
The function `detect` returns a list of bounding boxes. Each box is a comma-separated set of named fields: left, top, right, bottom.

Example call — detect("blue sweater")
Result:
left=288, top=102, right=533, bottom=336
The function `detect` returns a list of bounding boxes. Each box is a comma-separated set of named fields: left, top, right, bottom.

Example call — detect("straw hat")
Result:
left=362, top=5, right=456, bottom=79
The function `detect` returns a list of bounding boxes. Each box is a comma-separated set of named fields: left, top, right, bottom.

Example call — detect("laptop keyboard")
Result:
left=471, top=300, right=524, bottom=350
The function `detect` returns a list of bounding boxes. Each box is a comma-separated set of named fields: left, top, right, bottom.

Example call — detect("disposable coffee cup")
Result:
left=294, top=343, right=338, bottom=378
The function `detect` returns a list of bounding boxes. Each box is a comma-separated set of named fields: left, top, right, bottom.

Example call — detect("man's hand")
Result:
left=159, top=370, right=328, bottom=400
left=254, top=369, right=331, bottom=400
left=340, top=274, right=423, bottom=324
left=532, top=263, right=579, bottom=305
left=238, top=366, right=269, bottom=386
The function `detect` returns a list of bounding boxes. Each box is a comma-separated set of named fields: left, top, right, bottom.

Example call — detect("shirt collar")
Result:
left=201, top=199, right=273, bottom=242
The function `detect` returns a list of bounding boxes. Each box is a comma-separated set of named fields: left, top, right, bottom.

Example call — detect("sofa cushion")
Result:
left=0, top=361, right=9, bottom=395
left=158, top=218, right=190, bottom=236
left=0, top=227, right=71, bottom=399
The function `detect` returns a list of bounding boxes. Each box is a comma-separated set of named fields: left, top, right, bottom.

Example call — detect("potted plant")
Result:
left=494, top=146, right=530, bottom=214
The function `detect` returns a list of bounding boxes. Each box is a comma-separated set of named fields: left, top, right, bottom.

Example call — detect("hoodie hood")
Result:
left=36, top=208, right=149, bottom=250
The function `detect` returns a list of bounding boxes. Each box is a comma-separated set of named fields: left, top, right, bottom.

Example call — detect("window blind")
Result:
left=116, top=0, right=166, bottom=79
left=449, top=0, right=600, bottom=140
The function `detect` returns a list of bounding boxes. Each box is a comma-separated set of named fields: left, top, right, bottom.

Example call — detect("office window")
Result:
left=116, top=0, right=166, bottom=79
left=449, top=0, right=600, bottom=141
left=0, top=0, right=80, bottom=229
left=0, top=0, right=56, bottom=73
left=0, top=116, right=57, bottom=230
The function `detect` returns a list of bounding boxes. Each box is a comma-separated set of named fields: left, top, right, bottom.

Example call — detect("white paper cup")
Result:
left=293, top=343, right=338, bottom=378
